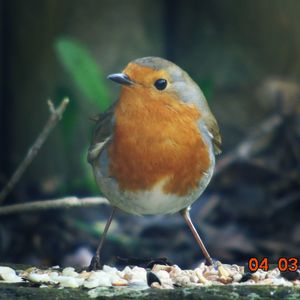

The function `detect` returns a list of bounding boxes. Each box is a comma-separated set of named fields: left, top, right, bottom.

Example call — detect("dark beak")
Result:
left=107, top=73, right=134, bottom=86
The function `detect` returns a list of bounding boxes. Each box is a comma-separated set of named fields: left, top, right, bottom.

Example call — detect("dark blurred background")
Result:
left=0, top=0, right=299, bottom=268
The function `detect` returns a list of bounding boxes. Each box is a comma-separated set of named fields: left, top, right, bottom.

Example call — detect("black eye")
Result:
left=154, top=78, right=167, bottom=90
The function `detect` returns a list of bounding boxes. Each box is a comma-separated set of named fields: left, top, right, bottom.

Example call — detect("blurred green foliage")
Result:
left=55, top=38, right=111, bottom=111
left=77, top=145, right=99, bottom=193
left=55, top=38, right=112, bottom=194
left=55, top=87, right=79, bottom=145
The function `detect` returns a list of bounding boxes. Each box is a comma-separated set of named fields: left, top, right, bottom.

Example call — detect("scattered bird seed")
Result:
left=147, top=271, right=161, bottom=287
left=0, top=266, right=23, bottom=283
left=0, top=262, right=298, bottom=289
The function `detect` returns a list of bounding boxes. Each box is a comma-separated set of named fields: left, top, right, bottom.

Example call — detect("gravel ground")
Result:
left=0, top=262, right=299, bottom=292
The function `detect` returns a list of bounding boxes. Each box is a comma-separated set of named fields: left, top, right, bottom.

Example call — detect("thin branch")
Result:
left=214, top=114, right=283, bottom=175
left=0, top=98, right=70, bottom=204
left=0, top=197, right=109, bottom=216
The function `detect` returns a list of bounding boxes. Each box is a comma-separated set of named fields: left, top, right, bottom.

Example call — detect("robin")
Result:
left=88, top=57, right=221, bottom=270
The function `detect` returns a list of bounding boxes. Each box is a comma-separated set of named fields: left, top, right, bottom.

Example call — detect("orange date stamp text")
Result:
left=248, top=257, right=299, bottom=272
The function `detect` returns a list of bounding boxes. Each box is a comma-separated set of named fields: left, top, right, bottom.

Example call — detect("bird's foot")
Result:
left=205, top=256, right=214, bottom=266
left=87, top=255, right=102, bottom=271
left=201, top=257, right=219, bottom=268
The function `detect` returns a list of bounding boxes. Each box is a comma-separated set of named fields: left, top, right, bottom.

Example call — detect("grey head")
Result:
left=132, top=57, right=209, bottom=111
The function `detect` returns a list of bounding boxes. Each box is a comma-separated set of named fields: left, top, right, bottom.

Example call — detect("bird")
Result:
left=87, top=57, right=221, bottom=270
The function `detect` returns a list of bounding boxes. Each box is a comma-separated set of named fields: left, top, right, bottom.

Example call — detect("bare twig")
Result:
left=0, top=197, right=109, bottom=216
left=215, top=114, right=283, bottom=175
left=267, top=191, right=300, bottom=216
left=0, top=98, right=69, bottom=204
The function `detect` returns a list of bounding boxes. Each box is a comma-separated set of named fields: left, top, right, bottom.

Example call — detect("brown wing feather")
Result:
left=87, top=103, right=116, bottom=163
left=203, top=111, right=222, bottom=155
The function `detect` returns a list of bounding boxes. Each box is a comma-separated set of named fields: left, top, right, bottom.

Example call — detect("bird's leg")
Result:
left=180, top=207, right=213, bottom=266
left=88, top=207, right=117, bottom=271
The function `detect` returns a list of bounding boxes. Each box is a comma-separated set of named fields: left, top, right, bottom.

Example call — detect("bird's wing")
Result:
left=203, top=112, right=222, bottom=155
left=87, top=103, right=116, bottom=163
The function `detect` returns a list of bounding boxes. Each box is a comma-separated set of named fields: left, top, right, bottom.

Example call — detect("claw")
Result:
left=88, top=255, right=102, bottom=271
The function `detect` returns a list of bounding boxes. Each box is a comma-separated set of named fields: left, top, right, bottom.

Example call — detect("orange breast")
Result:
left=108, top=86, right=211, bottom=196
